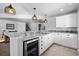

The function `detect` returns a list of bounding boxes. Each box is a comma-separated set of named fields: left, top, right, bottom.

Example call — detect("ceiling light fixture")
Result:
left=4, top=4, right=16, bottom=15
left=60, top=8, right=64, bottom=11
left=43, top=14, right=48, bottom=25
left=32, top=8, right=37, bottom=22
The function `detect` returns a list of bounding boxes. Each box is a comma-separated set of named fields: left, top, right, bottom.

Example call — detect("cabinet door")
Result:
left=57, top=33, right=77, bottom=49
left=54, top=32, right=62, bottom=43
left=43, top=34, right=54, bottom=52
left=51, top=32, right=57, bottom=42
left=39, top=34, right=53, bottom=55
left=56, top=13, right=77, bottom=27
left=39, top=36, right=43, bottom=55
left=65, top=33, right=77, bottom=48
left=47, top=34, right=53, bottom=47
left=44, top=35, right=50, bottom=50
left=39, top=36, right=46, bottom=55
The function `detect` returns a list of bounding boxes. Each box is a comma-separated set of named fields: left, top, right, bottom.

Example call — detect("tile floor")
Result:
left=41, top=44, right=77, bottom=56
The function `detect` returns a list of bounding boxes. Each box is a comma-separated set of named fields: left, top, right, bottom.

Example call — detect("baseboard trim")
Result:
left=40, top=42, right=77, bottom=56
left=40, top=43, right=55, bottom=56
left=54, top=43, right=77, bottom=50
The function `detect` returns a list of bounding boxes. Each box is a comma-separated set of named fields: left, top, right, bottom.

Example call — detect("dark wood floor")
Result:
left=0, top=43, right=10, bottom=56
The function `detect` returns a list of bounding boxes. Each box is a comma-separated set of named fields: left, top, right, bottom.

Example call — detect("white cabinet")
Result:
left=39, top=36, right=46, bottom=55
left=49, top=34, right=54, bottom=45
left=51, top=32, right=57, bottom=42
left=56, top=13, right=77, bottom=27
left=54, top=32, right=63, bottom=43
left=39, top=32, right=77, bottom=55
left=55, top=33, right=77, bottom=49
left=39, top=34, right=54, bottom=55
left=62, top=33, right=77, bottom=49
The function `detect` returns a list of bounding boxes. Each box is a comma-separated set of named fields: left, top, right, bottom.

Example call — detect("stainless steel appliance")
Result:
left=23, top=37, right=39, bottom=56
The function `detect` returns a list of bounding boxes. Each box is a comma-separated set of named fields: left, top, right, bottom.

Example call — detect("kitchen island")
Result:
left=8, top=31, right=77, bottom=56
left=9, top=32, right=52, bottom=56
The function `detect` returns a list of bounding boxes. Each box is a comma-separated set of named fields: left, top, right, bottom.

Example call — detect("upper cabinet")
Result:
left=56, top=12, right=77, bottom=27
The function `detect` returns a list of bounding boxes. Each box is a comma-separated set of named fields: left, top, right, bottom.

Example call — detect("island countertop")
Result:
left=9, top=30, right=77, bottom=56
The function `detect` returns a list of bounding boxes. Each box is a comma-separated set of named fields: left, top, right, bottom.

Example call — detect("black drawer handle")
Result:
left=41, top=47, right=43, bottom=49
left=41, top=41, right=43, bottom=42
left=41, top=44, right=43, bottom=46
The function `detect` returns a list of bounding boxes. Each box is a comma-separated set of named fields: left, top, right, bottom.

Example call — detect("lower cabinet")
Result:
left=39, top=34, right=53, bottom=55
left=54, top=33, right=77, bottom=49
left=62, top=33, right=77, bottom=49
left=39, top=32, right=77, bottom=55
left=39, top=36, right=45, bottom=55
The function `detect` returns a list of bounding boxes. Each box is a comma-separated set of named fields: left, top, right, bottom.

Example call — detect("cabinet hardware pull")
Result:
left=41, top=48, right=43, bottom=49
left=41, top=41, right=43, bottom=42
left=41, top=44, right=43, bottom=46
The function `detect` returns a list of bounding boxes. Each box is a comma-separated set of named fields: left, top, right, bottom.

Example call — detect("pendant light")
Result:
left=32, top=8, right=37, bottom=22
left=4, top=4, right=16, bottom=15
left=43, top=14, right=48, bottom=24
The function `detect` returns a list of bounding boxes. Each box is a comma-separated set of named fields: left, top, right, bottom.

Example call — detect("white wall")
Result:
left=17, top=22, right=25, bottom=32
left=46, top=17, right=56, bottom=30
left=28, top=17, right=56, bottom=32
left=56, top=12, right=77, bottom=27
left=30, top=23, right=38, bottom=32
left=0, top=19, right=17, bottom=33
left=77, top=7, right=79, bottom=54
left=0, top=19, right=25, bottom=33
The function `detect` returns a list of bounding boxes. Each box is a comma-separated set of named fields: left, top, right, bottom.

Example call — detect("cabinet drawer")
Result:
left=39, top=44, right=45, bottom=55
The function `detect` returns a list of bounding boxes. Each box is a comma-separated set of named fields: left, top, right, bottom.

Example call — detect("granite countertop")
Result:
left=23, top=30, right=78, bottom=41
left=48, top=30, right=78, bottom=34
left=7, top=29, right=77, bottom=42
left=23, top=33, right=46, bottom=41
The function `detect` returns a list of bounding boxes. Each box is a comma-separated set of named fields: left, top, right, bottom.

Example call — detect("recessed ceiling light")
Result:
left=60, top=9, right=64, bottom=11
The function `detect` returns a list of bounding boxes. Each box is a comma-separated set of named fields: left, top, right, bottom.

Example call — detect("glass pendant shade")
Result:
left=43, top=14, right=48, bottom=27
left=32, top=8, right=37, bottom=22
left=32, top=14, right=37, bottom=20
left=4, top=4, right=16, bottom=15
left=44, top=14, right=48, bottom=23
left=44, top=19, right=48, bottom=23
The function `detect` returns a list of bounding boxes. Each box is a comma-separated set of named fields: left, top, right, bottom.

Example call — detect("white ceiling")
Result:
left=0, top=3, right=79, bottom=18
left=20, top=3, right=79, bottom=17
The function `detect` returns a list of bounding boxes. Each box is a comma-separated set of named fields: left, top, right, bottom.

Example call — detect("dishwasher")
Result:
left=23, top=37, right=39, bottom=56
